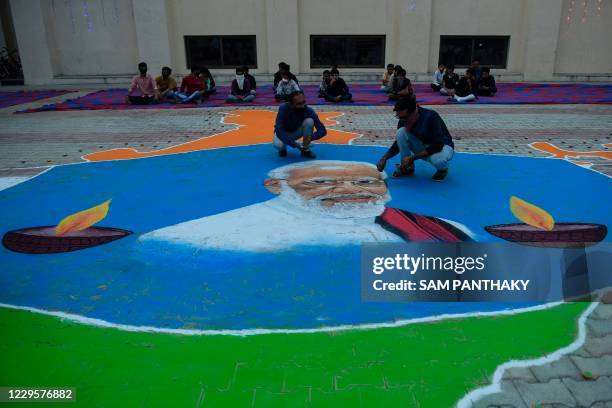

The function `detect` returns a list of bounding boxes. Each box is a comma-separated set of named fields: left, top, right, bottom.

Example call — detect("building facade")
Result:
left=2, top=0, right=611, bottom=85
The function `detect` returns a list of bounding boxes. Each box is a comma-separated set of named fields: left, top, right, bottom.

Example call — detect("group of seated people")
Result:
left=430, top=59, right=497, bottom=102
left=126, top=59, right=498, bottom=106
left=380, top=64, right=415, bottom=100
left=126, top=61, right=256, bottom=105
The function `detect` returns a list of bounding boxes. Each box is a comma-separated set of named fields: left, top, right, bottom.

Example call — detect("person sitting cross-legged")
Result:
left=453, top=68, right=478, bottom=103
left=201, top=67, right=217, bottom=95
left=477, top=67, right=497, bottom=96
left=126, top=62, right=158, bottom=105
left=431, top=63, right=445, bottom=92
left=388, top=68, right=413, bottom=100
left=318, top=70, right=331, bottom=98
left=176, top=67, right=208, bottom=104
left=381, top=63, right=395, bottom=91
left=155, top=66, right=179, bottom=101
left=275, top=70, right=301, bottom=102
left=243, top=65, right=257, bottom=95
left=226, top=67, right=256, bottom=103
left=273, top=62, right=299, bottom=91
left=323, top=69, right=353, bottom=103
left=273, top=91, right=327, bottom=159
left=376, top=95, right=455, bottom=182
left=440, top=64, right=459, bottom=97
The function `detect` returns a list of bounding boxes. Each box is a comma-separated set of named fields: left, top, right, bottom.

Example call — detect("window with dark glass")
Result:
left=184, top=36, right=257, bottom=69
left=438, top=36, right=509, bottom=68
left=310, top=35, right=385, bottom=68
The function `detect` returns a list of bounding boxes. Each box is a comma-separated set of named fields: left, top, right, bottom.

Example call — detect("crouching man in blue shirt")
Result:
left=377, top=95, right=455, bottom=182
left=274, top=91, right=327, bottom=159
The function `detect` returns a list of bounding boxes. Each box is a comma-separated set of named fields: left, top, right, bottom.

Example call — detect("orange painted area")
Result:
left=84, top=110, right=359, bottom=162
left=531, top=142, right=612, bottom=162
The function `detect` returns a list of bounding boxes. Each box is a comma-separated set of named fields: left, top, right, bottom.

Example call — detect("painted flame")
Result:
left=55, top=199, right=112, bottom=236
left=510, top=196, right=555, bottom=231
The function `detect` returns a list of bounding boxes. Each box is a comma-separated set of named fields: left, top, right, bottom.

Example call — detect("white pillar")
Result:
left=10, top=0, right=55, bottom=85
left=265, top=0, right=299, bottom=73
left=522, top=0, right=564, bottom=81
left=396, top=0, right=433, bottom=74
left=132, top=0, right=172, bottom=72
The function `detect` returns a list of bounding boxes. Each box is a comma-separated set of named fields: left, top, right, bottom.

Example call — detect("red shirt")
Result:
left=180, top=74, right=205, bottom=94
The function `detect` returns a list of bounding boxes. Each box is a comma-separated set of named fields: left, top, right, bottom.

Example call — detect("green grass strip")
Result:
left=0, top=303, right=587, bottom=407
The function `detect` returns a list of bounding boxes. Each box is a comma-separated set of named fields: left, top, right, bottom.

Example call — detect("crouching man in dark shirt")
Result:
left=376, top=95, right=455, bottom=182
left=273, top=91, right=327, bottom=159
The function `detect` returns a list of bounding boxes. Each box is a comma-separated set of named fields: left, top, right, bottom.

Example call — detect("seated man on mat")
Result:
left=176, top=67, right=208, bottom=104
left=226, top=67, right=255, bottom=103
left=243, top=66, right=257, bottom=95
left=376, top=95, right=455, bottom=182
left=440, top=64, right=459, bottom=97
left=201, top=67, right=217, bottom=95
left=273, top=62, right=299, bottom=91
left=452, top=68, right=478, bottom=103
left=323, top=69, right=353, bottom=103
left=126, top=62, right=158, bottom=105
left=388, top=68, right=413, bottom=101
left=431, top=63, right=445, bottom=92
left=273, top=91, right=326, bottom=159
left=275, top=70, right=301, bottom=102
left=155, top=66, right=178, bottom=101
left=381, top=63, right=395, bottom=91
left=318, top=70, right=331, bottom=98
left=477, top=67, right=497, bottom=96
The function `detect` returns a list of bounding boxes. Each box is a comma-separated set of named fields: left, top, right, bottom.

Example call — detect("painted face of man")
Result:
left=285, top=165, right=387, bottom=207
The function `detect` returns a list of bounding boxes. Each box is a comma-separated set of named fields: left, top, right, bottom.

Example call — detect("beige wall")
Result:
left=38, top=0, right=139, bottom=76
left=8, top=0, right=612, bottom=85
left=555, top=0, right=612, bottom=74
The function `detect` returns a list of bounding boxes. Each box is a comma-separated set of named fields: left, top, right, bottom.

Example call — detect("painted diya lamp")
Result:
left=2, top=199, right=132, bottom=254
left=484, top=222, right=607, bottom=248
left=485, top=196, right=608, bottom=300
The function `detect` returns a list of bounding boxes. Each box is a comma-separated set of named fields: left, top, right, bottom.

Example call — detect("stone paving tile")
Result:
left=513, top=378, right=577, bottom=407
left=562, top=377, right=612, bottom=407
left=586, top=319, right=612, bottom=337
left=529, top=357, right=583, bottom=382
left=472, top=380, right=528, bottom=408
left=469, top=302, right=612, bottom=407
left=502, top=367, right=538, bottom=383
left=570, top=355, right=612, bottom=377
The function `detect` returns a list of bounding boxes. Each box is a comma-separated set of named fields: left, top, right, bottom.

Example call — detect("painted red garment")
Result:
left=376, top=207, right=472, bottom=242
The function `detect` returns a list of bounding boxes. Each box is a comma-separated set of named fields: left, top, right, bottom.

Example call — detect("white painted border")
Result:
left=0, top=301, right=564, bottom=337
left=456, top=300, right=599, bottom=407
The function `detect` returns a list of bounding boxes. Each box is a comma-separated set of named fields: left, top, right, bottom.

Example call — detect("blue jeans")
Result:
left=395, top=127, right=454, bottom=170
left=273, top=118, right=315, bottom=151
left=175, top=90, right=204, bottom=103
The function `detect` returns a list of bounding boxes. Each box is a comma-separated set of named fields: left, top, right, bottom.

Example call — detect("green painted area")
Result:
left=0, top=303, right=587, bottom=407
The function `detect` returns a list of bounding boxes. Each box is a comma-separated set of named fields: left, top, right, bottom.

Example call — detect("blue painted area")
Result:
left=0, top=144, right=610, bottom=329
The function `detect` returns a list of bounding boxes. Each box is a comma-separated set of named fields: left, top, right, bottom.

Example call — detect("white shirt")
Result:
left=141, top=198, right=404, bottom=252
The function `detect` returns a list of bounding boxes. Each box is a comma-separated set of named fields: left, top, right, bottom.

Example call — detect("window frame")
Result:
left=438, top=35, right=510, bottom=69
left=310, top=35, right=386, bottom=69
left=184, top=35, right=258, bottom=69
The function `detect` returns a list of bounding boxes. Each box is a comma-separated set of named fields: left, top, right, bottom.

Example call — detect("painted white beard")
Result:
left=236, top=77, right=245, bottom=89
left=277, top=181, right=390, bottom=220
